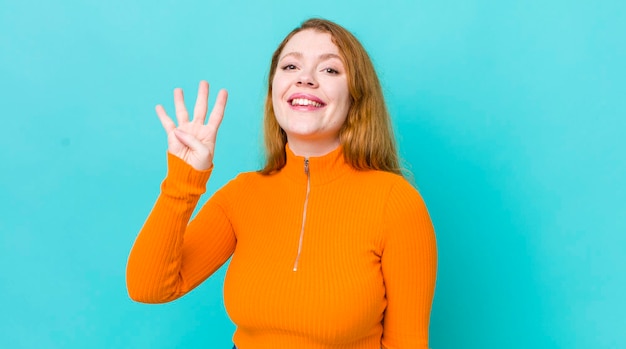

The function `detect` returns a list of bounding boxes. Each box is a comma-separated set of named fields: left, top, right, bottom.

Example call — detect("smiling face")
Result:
left=271, top=29, right=351, bottom=156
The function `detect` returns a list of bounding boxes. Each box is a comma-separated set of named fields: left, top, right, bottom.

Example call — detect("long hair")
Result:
left=260, top=18, right=403, bottom=176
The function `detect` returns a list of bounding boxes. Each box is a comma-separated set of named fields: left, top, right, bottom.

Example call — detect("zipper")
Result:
left=293, top=158, right=310, bottom=271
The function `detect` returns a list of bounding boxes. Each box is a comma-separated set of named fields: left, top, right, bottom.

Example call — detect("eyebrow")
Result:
left=279, top=52, right=343, bottom=62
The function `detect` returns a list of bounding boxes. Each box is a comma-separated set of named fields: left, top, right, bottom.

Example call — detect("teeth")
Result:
left=291, top=98, right=322, bottom=107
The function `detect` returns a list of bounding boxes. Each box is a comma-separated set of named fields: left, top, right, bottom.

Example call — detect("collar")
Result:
left=281, top=143, right=353, bottom=186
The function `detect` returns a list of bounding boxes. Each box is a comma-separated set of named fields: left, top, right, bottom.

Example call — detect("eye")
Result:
left=324, top=68, right=340, bottom=74
left=281, top=64, right=297, bottom=71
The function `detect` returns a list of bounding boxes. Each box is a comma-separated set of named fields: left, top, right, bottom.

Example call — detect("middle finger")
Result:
left=193, top=81, right=209, bottom=124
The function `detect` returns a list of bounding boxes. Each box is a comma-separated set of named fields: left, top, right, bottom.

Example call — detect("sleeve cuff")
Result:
left=162, top=152, right=214, bottom=197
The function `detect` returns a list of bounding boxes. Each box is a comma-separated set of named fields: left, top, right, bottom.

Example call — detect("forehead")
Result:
left=279, top=29, right=340, bottom=59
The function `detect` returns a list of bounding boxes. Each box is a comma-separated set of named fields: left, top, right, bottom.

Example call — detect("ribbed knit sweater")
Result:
left=126, top=145, right=437, bottom=349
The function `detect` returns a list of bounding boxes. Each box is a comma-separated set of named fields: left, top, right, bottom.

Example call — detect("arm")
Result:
left=381, top=180, right=438, bottom=349
left=125, top=81, right=233, bottom=303
left=125, top=153, right=236, bottom=303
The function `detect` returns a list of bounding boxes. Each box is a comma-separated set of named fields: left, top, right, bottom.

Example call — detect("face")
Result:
left=272, top=29, right=351, bottom=153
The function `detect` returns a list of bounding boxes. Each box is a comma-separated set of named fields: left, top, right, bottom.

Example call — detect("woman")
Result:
left=126, top=18, right=437, bottom=349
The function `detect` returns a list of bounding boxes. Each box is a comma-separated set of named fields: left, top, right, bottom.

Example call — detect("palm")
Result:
left=156, top=81, right=228, bottom=170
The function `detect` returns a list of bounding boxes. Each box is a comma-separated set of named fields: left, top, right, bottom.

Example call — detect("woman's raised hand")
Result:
left=155, top=81, right=228, bottom=171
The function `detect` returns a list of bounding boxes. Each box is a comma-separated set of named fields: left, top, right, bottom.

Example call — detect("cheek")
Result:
left=333, top=79, right=351, bottom=110
left=271, top=79, right=289, bottom=107
left=271, top=82, right=282, bottom=109
left=338, top=89, right=351, bottom=115
left=272, top=73, right=289, bottom=92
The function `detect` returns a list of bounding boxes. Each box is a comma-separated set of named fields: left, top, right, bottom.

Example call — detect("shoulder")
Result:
left=229, top=170, right=263, bottom=183
left=214, top=170, right=273, bottom=197
left=362, top=171, right=429, bottom=222
left=217, top=170, right=259, bottom=188
left=355, top=170, right=420, bottom=198
left=376, top=173, right=434, bottom=250
left=338, top=170, right=426, bottom=215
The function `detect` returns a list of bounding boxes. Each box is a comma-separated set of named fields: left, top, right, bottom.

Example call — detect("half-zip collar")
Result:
left=282, top=143, right=351, bottom=186
left=283, top=144, right=352, bottom=272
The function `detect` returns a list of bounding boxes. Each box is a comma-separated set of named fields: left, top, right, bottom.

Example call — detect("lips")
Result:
left=287, top=93, right=326, bottom=108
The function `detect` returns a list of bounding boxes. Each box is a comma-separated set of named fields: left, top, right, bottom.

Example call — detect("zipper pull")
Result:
left=304, top=158, right=309, bottom=175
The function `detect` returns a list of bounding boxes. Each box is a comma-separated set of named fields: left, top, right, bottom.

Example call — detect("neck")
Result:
left=286, top=137, right=341, bottom=157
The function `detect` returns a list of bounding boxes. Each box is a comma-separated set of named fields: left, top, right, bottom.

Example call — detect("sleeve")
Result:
left=126, top=153, right=237, bottom=303
left=380, top=179, right=437, bottom=349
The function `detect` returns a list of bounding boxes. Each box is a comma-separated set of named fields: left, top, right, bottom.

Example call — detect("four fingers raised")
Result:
left=154, top=81, right=228, bottom=170
left=155, top=81, right=228, bottom=134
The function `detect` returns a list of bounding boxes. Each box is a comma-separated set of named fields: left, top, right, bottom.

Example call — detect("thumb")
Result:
left=173, top=129, right=206, bottom=152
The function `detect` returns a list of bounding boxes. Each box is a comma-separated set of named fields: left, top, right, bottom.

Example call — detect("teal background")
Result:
left=1, top=0, right=624, bottom=348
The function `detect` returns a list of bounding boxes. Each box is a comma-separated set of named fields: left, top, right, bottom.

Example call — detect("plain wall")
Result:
left=1, top=0, right=624, bottom=348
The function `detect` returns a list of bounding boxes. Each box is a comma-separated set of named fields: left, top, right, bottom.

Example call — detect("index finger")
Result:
left=173, top=87, right=190, bottom=125
left=155, top=104, right=176, bottom=134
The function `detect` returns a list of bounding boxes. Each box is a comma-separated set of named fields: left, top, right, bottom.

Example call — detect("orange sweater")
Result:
left=126, top=145, right=437, bottom=349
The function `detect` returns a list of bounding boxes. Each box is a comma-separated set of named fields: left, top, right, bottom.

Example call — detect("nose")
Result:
left=296, top=70, right=318, bottom=87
